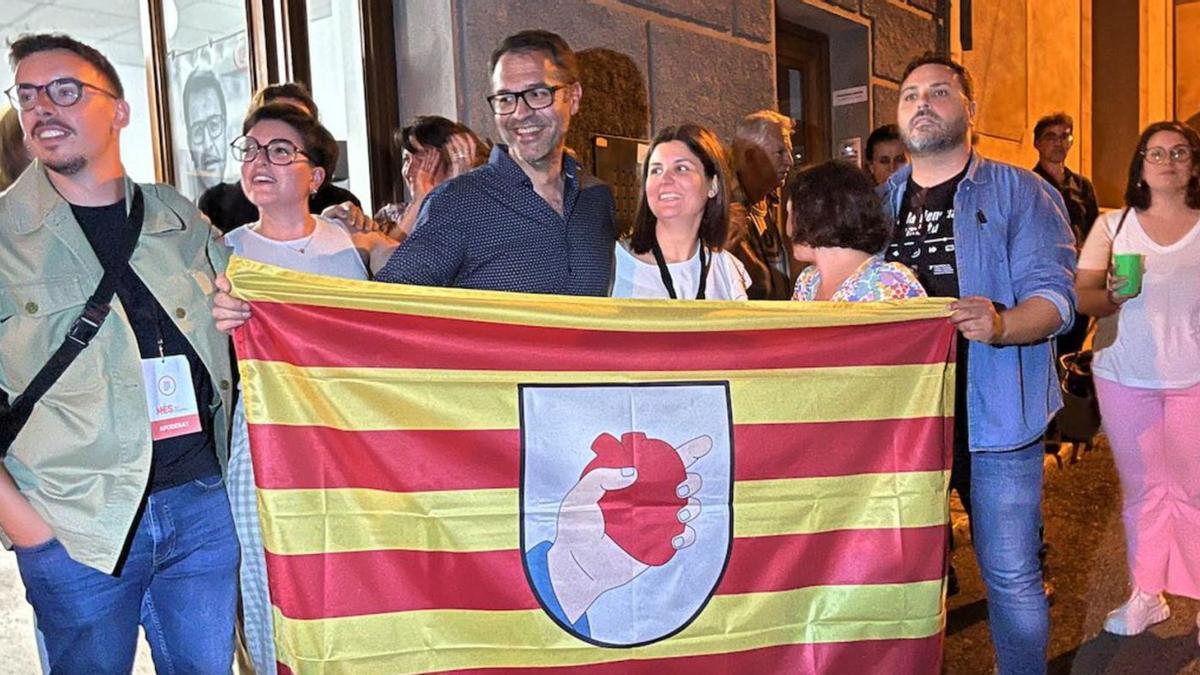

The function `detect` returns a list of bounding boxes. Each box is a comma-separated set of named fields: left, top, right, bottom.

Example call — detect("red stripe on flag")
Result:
left=265, top=526, right=946, bottom=620
left=442, top=635, right=943, bottom=674
left=249, top=417, right=951, bottom=492
left=238, top=302, right=954, bottom=372
left=247, top=426, right=519, bottom=491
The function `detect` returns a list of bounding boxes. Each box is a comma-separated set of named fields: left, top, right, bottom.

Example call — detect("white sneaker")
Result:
left=1103, top=589, right=1170, bottom=636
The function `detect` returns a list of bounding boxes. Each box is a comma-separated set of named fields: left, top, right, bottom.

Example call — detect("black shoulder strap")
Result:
left=1112, top=207, right=1131, bottom=241
left=0, top=187, right=145, bottom=456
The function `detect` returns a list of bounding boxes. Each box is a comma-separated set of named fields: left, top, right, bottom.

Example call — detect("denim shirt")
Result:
left=881, top=154, right=1077, bottom=451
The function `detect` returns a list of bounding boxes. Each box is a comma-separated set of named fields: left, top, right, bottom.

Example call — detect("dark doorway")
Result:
left=776, top=20, right=831, bottom=168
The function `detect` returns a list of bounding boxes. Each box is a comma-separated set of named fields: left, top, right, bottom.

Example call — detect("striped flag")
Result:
left=228, top=256, right=956, bottom=674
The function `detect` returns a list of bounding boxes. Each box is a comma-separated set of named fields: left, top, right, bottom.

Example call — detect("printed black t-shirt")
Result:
left=885, top=167, right=973, bottom=453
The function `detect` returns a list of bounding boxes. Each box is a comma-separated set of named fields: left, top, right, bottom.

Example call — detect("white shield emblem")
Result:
left=519, top=382, right=734, bottom=647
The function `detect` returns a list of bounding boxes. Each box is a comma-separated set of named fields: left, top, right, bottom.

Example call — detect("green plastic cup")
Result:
left=1112, top=253, right=1144, bottom=296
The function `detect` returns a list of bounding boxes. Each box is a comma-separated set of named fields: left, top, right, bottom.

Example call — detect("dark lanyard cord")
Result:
left=650, top=240, right=710, bottom=299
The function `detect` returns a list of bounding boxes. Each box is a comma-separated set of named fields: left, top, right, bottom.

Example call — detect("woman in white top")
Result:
left=215, top=103, right=397, bottom=675
left=611, top=124, right=750, bottom=300
left=1076, top=121, right=1200, bottom=642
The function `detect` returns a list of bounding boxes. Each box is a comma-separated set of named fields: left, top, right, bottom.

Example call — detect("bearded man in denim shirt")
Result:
left=880, top=54, right=1076, bottom=675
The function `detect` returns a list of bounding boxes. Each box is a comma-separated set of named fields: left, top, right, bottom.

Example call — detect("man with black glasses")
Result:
left=0, top=34, right=237, bottom=672
left=182, top=68, right=228, bottom=197
left=375, top=29, right=615, bottom=294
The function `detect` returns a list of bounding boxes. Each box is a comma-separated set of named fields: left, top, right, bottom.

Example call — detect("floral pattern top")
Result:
left=792, top=254, right=927, bottom=302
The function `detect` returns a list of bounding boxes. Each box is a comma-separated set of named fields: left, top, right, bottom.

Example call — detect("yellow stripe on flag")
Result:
left=227, top=256, right=953, bottom=333
left=241, top=360, right=954, bottom=431
left=273, top=580, right=945, bottom=674
left=258, top=471, right=948, bottom=555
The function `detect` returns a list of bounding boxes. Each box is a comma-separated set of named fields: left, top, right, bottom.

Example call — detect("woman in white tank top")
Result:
left=610, top=124, right=750, bottom=300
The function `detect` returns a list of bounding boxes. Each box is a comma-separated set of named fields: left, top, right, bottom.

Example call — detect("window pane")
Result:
left=0, top=0, right=155, bottom=183
left=306, top=0, right=372, bottom=210
left=165, top=0, right=251, bottom=201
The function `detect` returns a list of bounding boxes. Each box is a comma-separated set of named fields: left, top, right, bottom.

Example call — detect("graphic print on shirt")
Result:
left=885, top=175, right=962, bottom=299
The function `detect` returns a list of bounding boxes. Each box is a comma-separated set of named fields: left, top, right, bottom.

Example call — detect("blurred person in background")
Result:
left=864, top=123, right=908, bottom=187
left=729, top=110, right=794, bottom=299
left=374, top=115, right=487, bottom=242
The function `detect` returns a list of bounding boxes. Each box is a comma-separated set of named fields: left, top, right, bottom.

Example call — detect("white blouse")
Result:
left=609, top=241, right=750, bottom=300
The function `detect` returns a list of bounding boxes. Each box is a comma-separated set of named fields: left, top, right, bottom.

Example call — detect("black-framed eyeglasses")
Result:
left=189, top=114, right=226, bottom=146
left=4, top=78, right=119, bottom=111
left=486, top=85, right=565, bottom=115
left=230, top=136, right=311, bottom=165
left=1141, top=145, right=1193, bottom=165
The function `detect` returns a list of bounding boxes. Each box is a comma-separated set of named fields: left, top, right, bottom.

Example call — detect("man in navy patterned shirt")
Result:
left=375, top=30, right=615, bottom=295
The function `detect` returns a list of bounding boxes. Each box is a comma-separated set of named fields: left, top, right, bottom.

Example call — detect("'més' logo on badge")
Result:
left=519, top=383, right=733, bottom=647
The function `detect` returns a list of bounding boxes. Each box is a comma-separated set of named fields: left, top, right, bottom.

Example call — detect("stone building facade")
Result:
left=397, top=0, right=945, bottom=168
left=395, top=0, right=1185, bottom=209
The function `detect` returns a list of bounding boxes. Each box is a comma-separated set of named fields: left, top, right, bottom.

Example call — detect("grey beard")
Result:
left=902, top=117, right=969, bottom=157
left=46, top=156, right=87, bottom=175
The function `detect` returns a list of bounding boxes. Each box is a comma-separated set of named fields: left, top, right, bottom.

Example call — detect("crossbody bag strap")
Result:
left=0, top=186, right=145, bottom=456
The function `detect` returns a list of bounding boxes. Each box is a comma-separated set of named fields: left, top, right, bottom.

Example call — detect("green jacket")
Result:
left=0, top=163, right=232, bottom=573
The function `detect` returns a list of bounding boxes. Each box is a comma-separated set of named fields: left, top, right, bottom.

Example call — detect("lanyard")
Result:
left=650, top=240, right=709, bottom=300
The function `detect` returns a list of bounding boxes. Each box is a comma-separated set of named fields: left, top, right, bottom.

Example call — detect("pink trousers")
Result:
left=1096, top=377, right=1200, bottom=598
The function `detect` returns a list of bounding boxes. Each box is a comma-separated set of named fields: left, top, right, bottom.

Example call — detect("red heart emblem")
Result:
left=581, top=432, right=687, bottom=566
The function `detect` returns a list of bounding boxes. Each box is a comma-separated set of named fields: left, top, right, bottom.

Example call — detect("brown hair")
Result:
left=251, top=82, right=318, bottom=119
left=1125, top=120, right=1200, bottom=210
left=901, top=53, right=974, bottom=102
left=241, top=102, right=338, bottom=184
left=8, top=33, right=124, bottom=98
left=629, top=124, right=732, bottom=254
left=786, top=160, right=891, bottom=253
left=1034, top=112, right=1073, bottom=140
left=489, top=30, right=580, bottom=83
left=0, top=106, right=31, bottom=190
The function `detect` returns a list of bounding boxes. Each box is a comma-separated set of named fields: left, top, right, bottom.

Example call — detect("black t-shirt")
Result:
left=72, top=201, right=220, bottom=491
left=886, top=168, right=967, bottom=297
left=198, top=181, right=361, bottom=233
left=885, top=167, right=972, bottom=451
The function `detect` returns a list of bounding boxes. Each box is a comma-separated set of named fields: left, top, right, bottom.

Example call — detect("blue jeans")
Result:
left=15, top=475, right=239, bottom=674
left=969, top=442, right=1049, bottom=675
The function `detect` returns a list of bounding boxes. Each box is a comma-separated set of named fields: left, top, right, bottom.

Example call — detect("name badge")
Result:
left=141, top=355, right=202, bottom=441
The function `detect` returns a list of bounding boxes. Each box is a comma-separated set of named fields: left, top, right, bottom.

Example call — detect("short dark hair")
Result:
left=182, top=70, right=226, bottom=125
left=901, top=53, right=974, bottom=102
left=252, top=82, right=318, bottom=119
left=8, top=33, right=124, bottom=98
left=395, top=115, right=488, bottom=169
left=786, top=160, right=891, bottom=253
left=865, top=124, right=902, bottom=161
left=1034, top=112, right=1073, bottom=140
left=1124, top=120, right=1200, bottom=210
left=241, top=102, right=339, bottom=184
left=489, top=30, right=580, bottom=84
left=629, top=124, right=731, bottom=254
